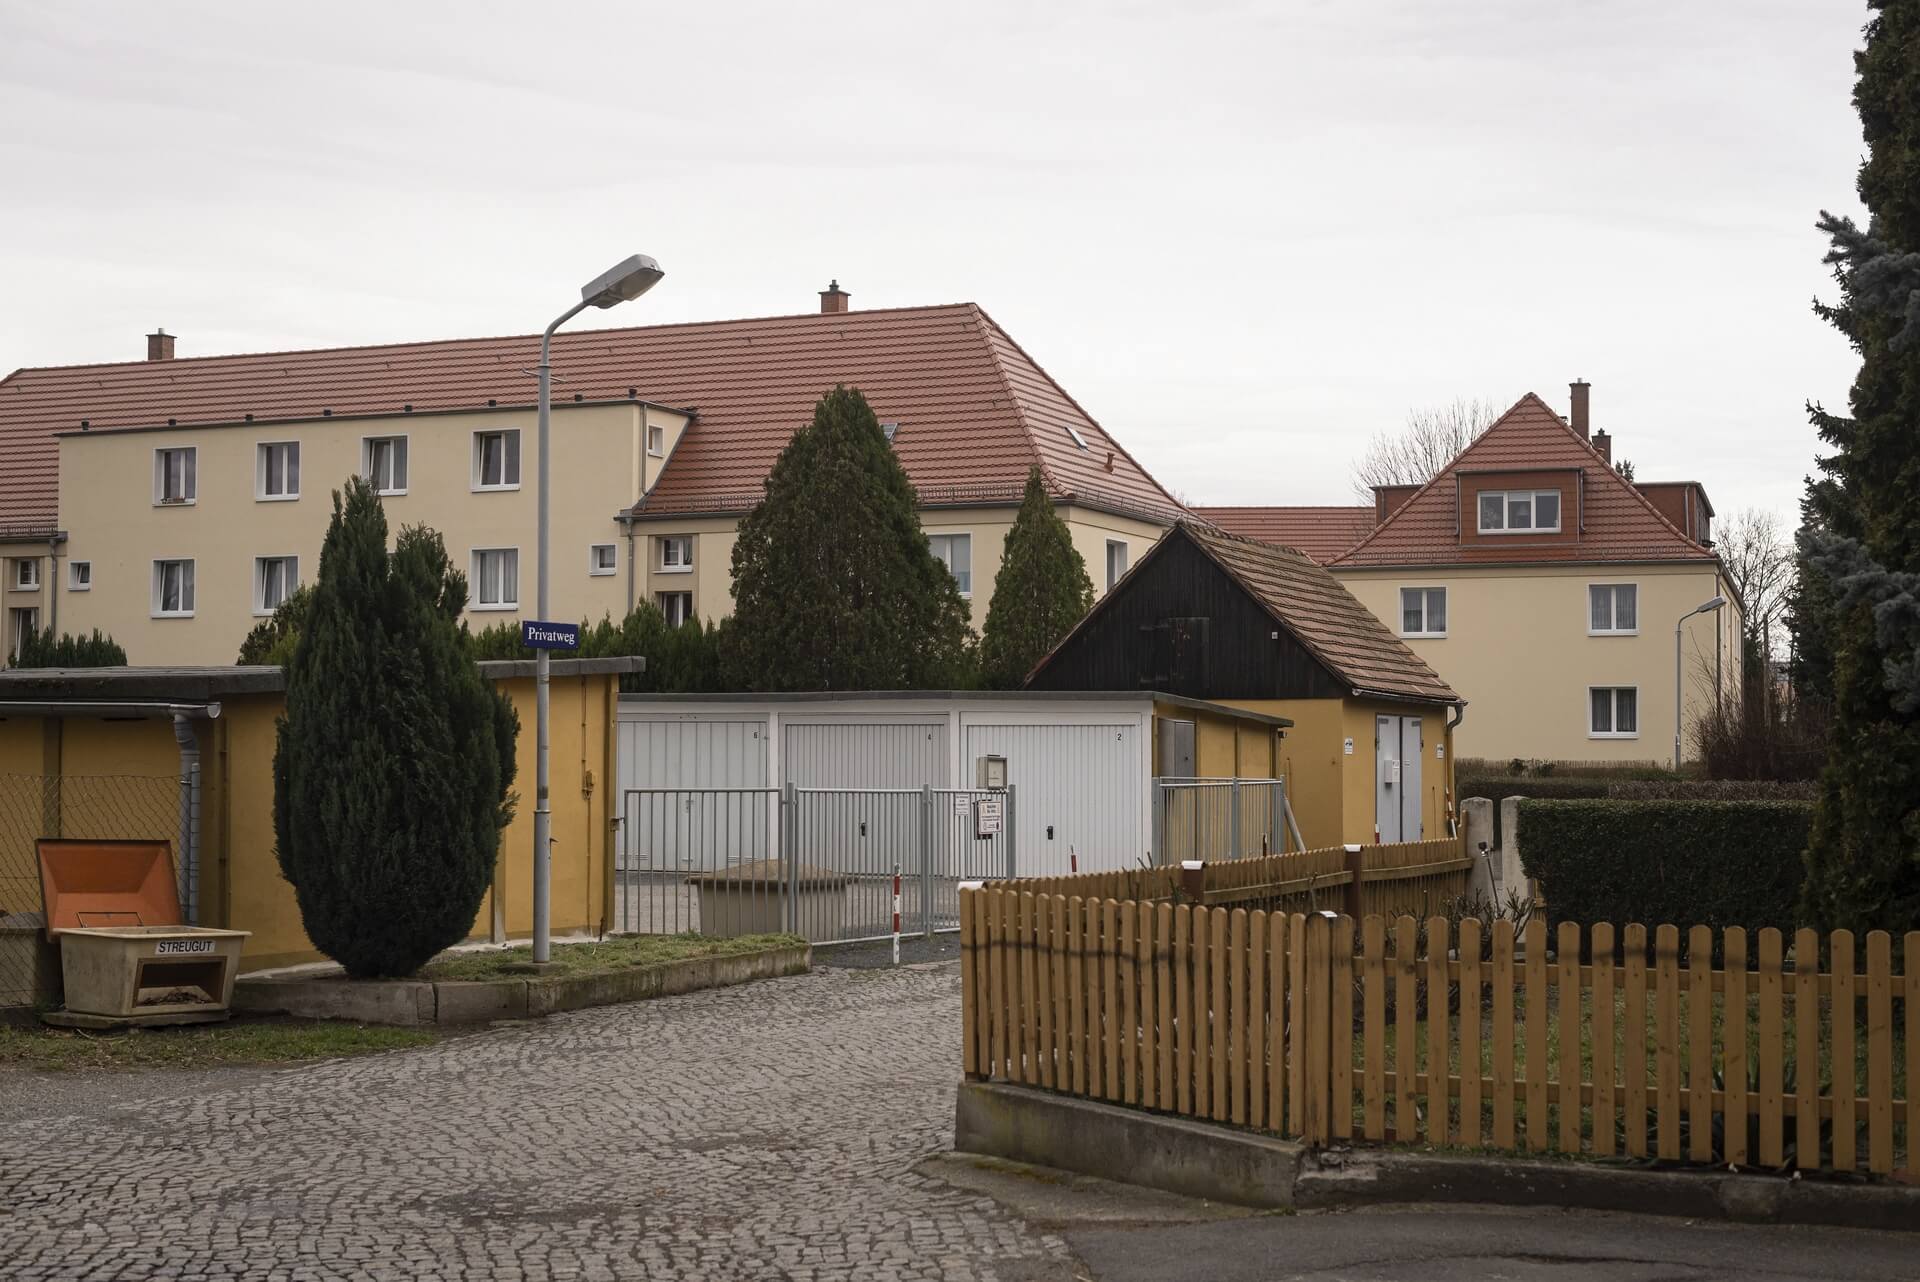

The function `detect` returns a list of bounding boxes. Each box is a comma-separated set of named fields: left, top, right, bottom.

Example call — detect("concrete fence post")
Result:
left=1497, top=796, right=1527, bottom=904
left=1461, top=797, right=1496, bottom=902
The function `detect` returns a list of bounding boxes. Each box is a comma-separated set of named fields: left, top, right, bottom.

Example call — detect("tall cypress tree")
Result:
left=274, top=477, right=519, bottom=977
left=728, top=385, right=973, bottom=689
left=1799, top=0, right=1920, bottom=931
left=979, top=467, right=1096, bottom=688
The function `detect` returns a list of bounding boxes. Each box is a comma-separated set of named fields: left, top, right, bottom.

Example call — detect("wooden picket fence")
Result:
left=1016, top=837, right=1472, bottom=920
left=960, top=894, right=1918, bottom=1176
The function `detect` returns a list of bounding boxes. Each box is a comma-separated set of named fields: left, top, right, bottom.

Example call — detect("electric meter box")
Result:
left=974, top=754, right=1008, bottom=791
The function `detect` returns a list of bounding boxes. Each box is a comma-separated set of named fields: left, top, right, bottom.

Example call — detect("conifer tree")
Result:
left=728, top=385, right=973, bottom=689
left=979, top=468, right=1095, bottom=688
left=273, top=477, right=518, bottom=977
left=1798, top=0, right=1920, bottom=931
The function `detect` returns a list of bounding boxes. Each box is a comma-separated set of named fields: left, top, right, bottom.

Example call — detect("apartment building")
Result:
left=1195, top=384, right=1741, bottom=766
left=0, top=289, right=1186, bottom=665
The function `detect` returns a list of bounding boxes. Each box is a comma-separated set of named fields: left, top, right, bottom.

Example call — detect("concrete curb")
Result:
left=954, top=1081, right=1920, bottom=1232
left=955, top=1080, right=1302, bottom=1209
left=235, top=943, right=812, bottom=1026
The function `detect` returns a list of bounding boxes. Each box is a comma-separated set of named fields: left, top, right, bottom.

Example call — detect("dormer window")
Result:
left=1477, top=488, right=1561, bottom=534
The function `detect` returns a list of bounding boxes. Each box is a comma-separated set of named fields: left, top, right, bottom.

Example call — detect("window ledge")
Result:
left=472, top=483, right=522, bottom=494
left=68, top=586, right=90, bottom=593
left=1587, top=732, right=1640, bottom=740
left=154, top=499, right=197, bottom=508
left=1401, top=631, right=1446, bottom=640
left=1475, top=527, right=1561, bottom=536
left=374, top=488, right=409, bottom=497
left=470, top=602, right=519, bottom=612
left=1587, top=629, right=1640, bottom=637
left=151, top=611, right=196, bottom=620
left=656, top=565, right=693, bottom=575
left=588, top=569, right=616, bottom=578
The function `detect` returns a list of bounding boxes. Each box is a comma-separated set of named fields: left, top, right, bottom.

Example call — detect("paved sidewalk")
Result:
left=0, top=962, right=1074, bottom=1282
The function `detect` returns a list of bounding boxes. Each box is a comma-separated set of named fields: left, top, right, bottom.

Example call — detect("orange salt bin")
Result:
left=37, top=839, right=184, bottom=939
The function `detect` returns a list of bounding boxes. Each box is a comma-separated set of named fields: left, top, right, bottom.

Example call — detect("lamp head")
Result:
left=580, top=254, right=664, bottom=309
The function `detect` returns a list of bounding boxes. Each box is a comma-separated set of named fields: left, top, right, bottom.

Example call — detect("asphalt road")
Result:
left=1063, top=1204, right=1920, bottom=1282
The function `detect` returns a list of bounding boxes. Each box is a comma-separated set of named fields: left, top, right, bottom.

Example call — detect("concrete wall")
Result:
left=1334, top=562, right=1741, bottom=766
left=54, top=403, right=689, bottom=665
left=0, top=671, right=619, bottom=972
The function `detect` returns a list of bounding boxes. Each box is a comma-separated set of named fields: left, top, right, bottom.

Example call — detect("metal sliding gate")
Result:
left=616, top=785, right=1016, bottom=945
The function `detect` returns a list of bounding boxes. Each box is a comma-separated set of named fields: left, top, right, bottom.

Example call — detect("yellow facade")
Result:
left=40, top=404, right=1172, bottom=663
left=1223, top=697, right=1455, bottom=850
left=633, top=502, right=1168, bottom=633
left=1333, top=562, right=1742, bottom=767
left=2, top=540, right=56, bottom=661
left=0, top=669, right=620, bottom=972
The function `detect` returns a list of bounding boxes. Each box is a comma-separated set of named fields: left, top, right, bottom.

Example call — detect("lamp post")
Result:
left=533, top=254, right=663, bottom=963
left=1673, top=594, right=1728, bottom=773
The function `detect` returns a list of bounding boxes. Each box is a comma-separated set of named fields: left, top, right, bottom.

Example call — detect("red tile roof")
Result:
left=1188, top=504, right=1375, bottom=564
left=1331, top=393, right=1716, bottom=568
left=0, top=303, right=1185, bottom=530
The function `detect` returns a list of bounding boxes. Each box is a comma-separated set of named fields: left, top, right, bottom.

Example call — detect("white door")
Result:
left=963, top=722, right=1142, bottom=876
left=1373, top=715, right=1425, bottom=844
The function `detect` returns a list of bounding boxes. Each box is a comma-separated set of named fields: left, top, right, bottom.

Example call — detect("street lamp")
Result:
left=532, top=254, right=664, bottom=964
left=1673, top=594, right=1728, bottom=772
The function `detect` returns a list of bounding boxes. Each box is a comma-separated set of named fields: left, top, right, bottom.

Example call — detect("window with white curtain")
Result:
left=928, top=533, right=972, bottom=595
left=1589, top=583, right=1638, bottom=634
left=472, top=548, right=519, bottom=608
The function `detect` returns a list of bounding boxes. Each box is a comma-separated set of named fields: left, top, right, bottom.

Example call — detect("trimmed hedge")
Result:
left=1461, top=776, right=1819, bottom=845
left=1515, top=799, right=1813, bottom=933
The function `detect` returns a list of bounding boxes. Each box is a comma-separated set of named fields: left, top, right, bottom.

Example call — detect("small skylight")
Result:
left=1066, top=424, right=1091, bottom=450
left=882, top=422, right=900, bottom=443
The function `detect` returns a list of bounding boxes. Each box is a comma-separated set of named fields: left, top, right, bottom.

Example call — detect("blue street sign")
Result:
left=521, top=620, right=580, bottom=651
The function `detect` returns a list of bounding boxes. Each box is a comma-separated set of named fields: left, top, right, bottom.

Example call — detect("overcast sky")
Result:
left=0, top=1, right=1870, bottom=526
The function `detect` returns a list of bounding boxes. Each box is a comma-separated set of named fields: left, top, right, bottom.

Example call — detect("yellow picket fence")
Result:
left=960, top=894, right=1917, bottom=1176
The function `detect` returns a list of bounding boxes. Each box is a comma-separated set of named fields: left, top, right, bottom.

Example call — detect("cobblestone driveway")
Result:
left=0, top=963, right=1075, bottom=1281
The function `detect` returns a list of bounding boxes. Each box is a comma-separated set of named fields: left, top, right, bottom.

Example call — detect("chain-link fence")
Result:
left=0, top=773, right=181, bottom=1008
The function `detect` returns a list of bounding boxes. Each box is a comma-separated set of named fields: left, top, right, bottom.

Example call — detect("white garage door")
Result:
left=962, top=723, right=1143, bottom=877
left=781, top=722, right=947, bottom=789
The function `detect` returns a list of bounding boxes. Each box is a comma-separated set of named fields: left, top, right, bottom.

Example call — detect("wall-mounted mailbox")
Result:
left=975, top=754, right=1008, bottom=791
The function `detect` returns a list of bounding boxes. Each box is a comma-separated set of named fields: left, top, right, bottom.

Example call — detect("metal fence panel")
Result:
left=0, top=773, right=181, bottom=1008
left=615, top=788, right=781, bottom=936
left=615, top=784, right=1021, bottom=946
left=1153, top=778, right=1287, bottom=864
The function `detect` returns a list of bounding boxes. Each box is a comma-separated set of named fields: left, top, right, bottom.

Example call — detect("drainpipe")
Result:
left=171, top=704, right=221, bottom=924
left=621, top=514, right=637, bottom=611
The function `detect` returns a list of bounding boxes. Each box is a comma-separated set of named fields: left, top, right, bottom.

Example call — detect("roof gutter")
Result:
left=0, top=699, right=222, bottom=720
left=1350, top=687, right=1460, bottom=709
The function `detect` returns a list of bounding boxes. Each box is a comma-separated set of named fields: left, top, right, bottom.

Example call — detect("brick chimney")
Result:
left=147, top=328, right=176, bottom=361
left=1568, top=379, right=1589, bottom=442
left=819, top=280, right=849, bottom=314
left=1592, top=429, right=1612, bottom=465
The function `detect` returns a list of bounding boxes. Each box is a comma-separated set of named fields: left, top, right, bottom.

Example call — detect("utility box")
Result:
left=974, top=754, right=1008, bottom=791
left=36, top=839, right=250, bottom=1028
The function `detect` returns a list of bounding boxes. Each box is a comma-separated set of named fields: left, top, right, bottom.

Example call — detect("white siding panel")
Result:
left=781, top=722, right=947, bottom=789
left=618, top=718, right=769, bottom=792
left=963, top=722, right=1142, bottom=876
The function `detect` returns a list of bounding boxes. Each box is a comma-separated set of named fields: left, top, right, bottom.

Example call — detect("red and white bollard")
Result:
left=892, top=862, right=902, bottom=967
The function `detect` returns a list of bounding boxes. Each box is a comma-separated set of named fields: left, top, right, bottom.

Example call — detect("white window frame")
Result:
left=657, top=535, right=693, bottom=574
left=1476, top=488, right=1562, bottom=534
left=1588, top=582, right=1639, bottom=636
left=11, top=558, right=39, bottom=591
left=8, top=606, right=39, bottom=659
left=154, top=447, right=197, bottom=506
left=470, top=547, right=520, bottom=611
left=151, top=558, right=196, bottom=618
left=646, top=423, right=666, bottom=457
left=67, top=561, right=91, bottom=592
left=589, top=543, right=618, bottom=576
left=471, top=429, right=522, bottom=492
left=656, top=590, right=693, bottom=627
left=1588, top=685, right=1640, bottom=739
left=362, top=434, right=410, bottom=496
left=928, top=532, right=972, bottom=597
left=253, top=555, right=300, bottom=616
left=1105, top=539, right=1129, bottom=591
left=256, top=441, right=301, bottom=501
left=1398, top=585, right=1448, bottom=638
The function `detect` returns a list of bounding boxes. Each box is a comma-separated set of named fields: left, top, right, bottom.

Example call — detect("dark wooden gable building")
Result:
left=1027, top=522, right=1461, bottom=847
